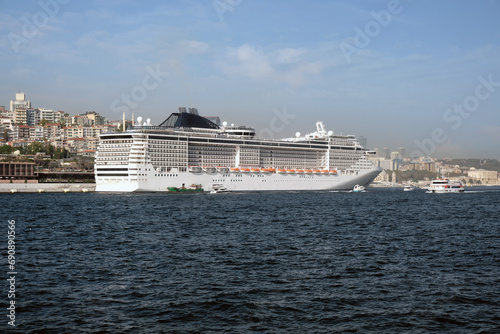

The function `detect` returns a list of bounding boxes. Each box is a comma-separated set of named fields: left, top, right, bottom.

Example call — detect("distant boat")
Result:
left=210, top=184, right=229, bottom=194
left=353, top=184, right=365, bottom=192
left=403, top=185, right=414, bottom=191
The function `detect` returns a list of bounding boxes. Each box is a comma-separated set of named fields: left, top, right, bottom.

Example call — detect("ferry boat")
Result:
left=426, top=178, right=465, bottom=193
left=95, top=108, right=382, bottom=192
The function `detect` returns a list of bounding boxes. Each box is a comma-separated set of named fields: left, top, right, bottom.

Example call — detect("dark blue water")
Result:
left=2, top=188, right=500, bottom=333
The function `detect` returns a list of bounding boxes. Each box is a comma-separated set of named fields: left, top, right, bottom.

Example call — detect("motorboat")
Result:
left=353, top=184, right=365, bottom=192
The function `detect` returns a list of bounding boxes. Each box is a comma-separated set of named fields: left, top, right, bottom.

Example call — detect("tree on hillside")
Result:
left=0, top=145, right=13, bottom=154
left=26, top=142, right=46, bottom=155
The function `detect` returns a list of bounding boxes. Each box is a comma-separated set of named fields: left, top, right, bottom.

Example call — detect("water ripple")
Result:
left=3, top=188, right=500, bottom=333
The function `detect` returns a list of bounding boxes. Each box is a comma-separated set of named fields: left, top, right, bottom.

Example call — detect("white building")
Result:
left=39, top=108, right=56, bottom=123
left=468, top=168, right=499, bottom=185
left=10, top=92, right=31, bottom=125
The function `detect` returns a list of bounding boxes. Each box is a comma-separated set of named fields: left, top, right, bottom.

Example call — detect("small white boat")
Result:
left=426, top=178, right=464, bottom=193
left=210, top=184, right=229, bottom=194
left=352, top=184, right=365, bottom=192
left=403, top=185, right=414, bottom=191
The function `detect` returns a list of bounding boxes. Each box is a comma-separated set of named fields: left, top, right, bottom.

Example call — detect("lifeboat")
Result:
left=203, top=166, right=217, bottom=173
left=230, top=167, right=240, bottom=173
left=277, top=169, right=287, bottom=174
left=189, top=166, right=202, bottom=173
left=241, top=168, right=251, bottom=173
left=329, top=170, right=337, bottom=175
left=296, top=169, right=304, bottom=174
left=313, top=170, right=322, bottom=174
left=217, top=166, right=230, bottom=173
left=286, top=169, right=296, bottom=174
left=305, top=169, right=313, bottom=174
left=321, top=170, right=329, bottom=174
left=250, top=168, right=261, bottom=173
left=261, top=168, right=276, bottom=173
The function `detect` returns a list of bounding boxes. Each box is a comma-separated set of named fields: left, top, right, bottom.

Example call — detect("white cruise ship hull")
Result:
left=96, top=164, right=382, bottom=192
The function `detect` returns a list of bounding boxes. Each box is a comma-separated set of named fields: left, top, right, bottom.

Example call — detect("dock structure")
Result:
left=0, top=183, right=95, bottom=193
left=0, top=162, right=37, bottom=181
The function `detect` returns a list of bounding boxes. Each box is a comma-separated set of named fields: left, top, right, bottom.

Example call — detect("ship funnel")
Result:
left=188, top=108, right=199, bottom=115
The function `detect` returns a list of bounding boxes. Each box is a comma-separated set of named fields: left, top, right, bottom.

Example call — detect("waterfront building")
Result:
left=467, top=168, right=499, bottom=185
left=0, top=162, right=37, bottom=180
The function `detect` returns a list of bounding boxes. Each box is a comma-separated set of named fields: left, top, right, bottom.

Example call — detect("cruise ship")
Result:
left=95, top=108, right=382, bottom=192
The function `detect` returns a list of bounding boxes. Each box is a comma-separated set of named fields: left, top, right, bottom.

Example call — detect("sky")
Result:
left=1, top=0, right=500, bottom=158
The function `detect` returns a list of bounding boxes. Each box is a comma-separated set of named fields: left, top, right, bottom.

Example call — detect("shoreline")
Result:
left=0, top=183, right=95, bottom=193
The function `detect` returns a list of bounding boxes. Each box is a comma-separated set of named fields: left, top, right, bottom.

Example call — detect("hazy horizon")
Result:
left=1, top=0, right=499, bottom=159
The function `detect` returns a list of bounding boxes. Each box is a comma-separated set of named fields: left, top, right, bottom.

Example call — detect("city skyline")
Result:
left=1, top=0, right=499, bottom=159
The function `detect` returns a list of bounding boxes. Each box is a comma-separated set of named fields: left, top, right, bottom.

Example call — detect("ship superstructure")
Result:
left=95, top=108, right=382, bottom=192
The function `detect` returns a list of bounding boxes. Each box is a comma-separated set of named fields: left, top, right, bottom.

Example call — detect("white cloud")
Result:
left=274, top=48, right=307, bottom=64
left=225, top=44, right=275, bottom=79
left=281, top=61, right=322, bottom=87
left=178, top=40, right=210, bottom=54
left=221, top=44, right=322, bottom=86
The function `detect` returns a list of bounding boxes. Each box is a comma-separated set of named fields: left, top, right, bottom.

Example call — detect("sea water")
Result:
left=2, top=188, right=499, bottom=333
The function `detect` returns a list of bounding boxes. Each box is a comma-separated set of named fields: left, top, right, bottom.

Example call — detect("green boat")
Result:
left=168, top=184, right=204, bottom=193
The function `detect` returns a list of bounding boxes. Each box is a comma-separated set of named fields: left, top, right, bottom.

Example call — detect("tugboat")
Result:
left=168, top=184, right=204, bottom=193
